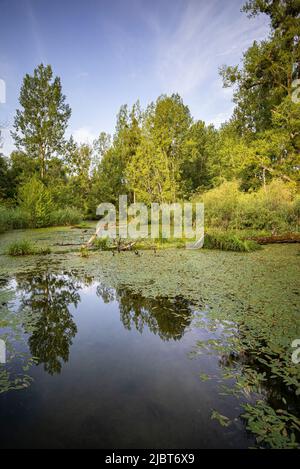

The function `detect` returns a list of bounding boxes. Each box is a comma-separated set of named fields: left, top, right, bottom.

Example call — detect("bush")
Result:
left=204, top=232, right=261, bottom=252
left=18, top=177, right=55, bottom=228
left=92, top=236, right=112, bottom=250
left=79, top=246, right=89, bottom=258
left=200, top=179, right=298, bottom=232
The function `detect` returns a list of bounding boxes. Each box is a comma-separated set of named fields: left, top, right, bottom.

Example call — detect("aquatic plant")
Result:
left=92, top=236, right=112, bottom=251
left=7, top=240, right=51, bottom=256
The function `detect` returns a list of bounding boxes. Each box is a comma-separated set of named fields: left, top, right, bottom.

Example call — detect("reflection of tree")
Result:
left=96, top=284, right=115, bottom=303
left=17, top=272, right=81, bottom=375
left=96, top=283, right=192, bottom=341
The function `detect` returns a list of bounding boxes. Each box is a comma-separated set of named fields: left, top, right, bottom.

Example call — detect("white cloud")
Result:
left=72, top=126, right=96, bottom=145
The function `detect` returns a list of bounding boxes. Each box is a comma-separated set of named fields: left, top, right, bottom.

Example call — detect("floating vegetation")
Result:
left=79, top=246, right=89, bottom=258
left=242, top=401, right=300, bottom=449
left=211, top=410, right=231, bottom=427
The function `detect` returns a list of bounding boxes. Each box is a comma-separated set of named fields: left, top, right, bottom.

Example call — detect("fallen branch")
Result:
left=249, top=233, right=300, bottom=244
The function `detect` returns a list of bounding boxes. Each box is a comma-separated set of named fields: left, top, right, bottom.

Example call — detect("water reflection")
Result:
left=8, top=272, right=193, bottom=376
left=97, top=285, right=193, bottom=341
left=16, top=271, right=81, bottom=375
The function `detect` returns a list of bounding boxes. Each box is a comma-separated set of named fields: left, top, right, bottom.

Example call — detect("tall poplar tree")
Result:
left=12, top=64, right=71, bottom=180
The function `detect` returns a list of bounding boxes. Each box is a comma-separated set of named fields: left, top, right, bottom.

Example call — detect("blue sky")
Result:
left=0, top=0, right=270, bottom=155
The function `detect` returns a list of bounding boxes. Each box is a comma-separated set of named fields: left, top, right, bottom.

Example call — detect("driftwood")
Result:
left=54, top=242, right=83, bottom=246
left=249, top=234, right=300, bottom=245
left=113, top=240, right=137, bottom=252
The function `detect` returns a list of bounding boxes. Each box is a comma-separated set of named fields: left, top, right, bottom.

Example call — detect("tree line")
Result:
left=0, top=0, right=299, bottom=228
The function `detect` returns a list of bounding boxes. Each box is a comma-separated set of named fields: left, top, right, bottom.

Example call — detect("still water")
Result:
left=0, top=268, right=252, bottom=448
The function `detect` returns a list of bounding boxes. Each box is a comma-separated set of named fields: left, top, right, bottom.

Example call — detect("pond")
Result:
left=0, top=228, right=299, bottom=448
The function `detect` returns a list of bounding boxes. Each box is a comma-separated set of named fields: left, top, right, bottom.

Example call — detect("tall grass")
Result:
left=0, top=206, right=31, bottom=233
left=0, top=204, right=83, bottom=233
left=7, top=239, right=51, bottom=256
left=48, top=208, right=83, bottom=226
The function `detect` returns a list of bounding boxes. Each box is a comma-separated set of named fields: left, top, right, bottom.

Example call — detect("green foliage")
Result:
left=79, top=246, right=89, bottom=258
left=2, top=2, right=300, bottom=232
left=18, top=177, right=55, bottom=228
left=7, top=240, right=36, bottom=256
left=48, top=208, right=83, bottom=226
left=211, top=410, right=231, bottom=427
left=92, top=236, right=112, bottom=251
left=7, top=240, right=52, bottom=256
left=0, top=205, right=31, bottom=232
left=12, top=64, right=71, bottom=180
left=219, top=0, right=300, bottom=187
left=0, top=204, right=82, bottom=233
left=126, top=135, right=177, bottom=204
left=242, top=400, right=300, bottom=449
left=200, top=179, right=298, bottom=231
left=204, top=232, right=261, bottom=252
left=71, top=222, right=90, bottom=229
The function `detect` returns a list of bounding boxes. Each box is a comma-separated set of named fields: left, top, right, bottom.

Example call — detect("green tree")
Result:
left=146, top=94, right=192, bottom=197
left=181, top=121, right=219, bottom=193
left=126, top=135, right=176, bottom=204
left=65, top=143, right=93, bottom=213
left=220, top=1, right=300, bottom=134
left=18, top=176, right=54, bottom=227
left=12, top=64, right=71, bottom=180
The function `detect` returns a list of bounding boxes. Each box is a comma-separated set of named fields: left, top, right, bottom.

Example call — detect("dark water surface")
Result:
left=0, top=269, right=252, bottom=449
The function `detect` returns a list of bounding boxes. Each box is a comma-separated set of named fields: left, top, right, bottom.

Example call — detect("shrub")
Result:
left=18, top=177, right=55, bottom=228
left=204, top=232, right=261, bottom=252
left=199, top=179, right=298, bottom=232
left=92, top=236, right=112, bottom=250
left=79, top=246, right=89, bottom=258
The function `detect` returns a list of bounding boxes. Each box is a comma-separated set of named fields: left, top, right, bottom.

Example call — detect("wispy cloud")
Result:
left=151, top=0, right=269, bottom=97
left=26, top=0, right=47, bottom=64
